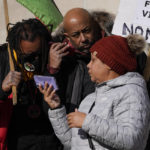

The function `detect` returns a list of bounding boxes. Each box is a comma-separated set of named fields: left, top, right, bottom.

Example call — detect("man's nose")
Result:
left=80, top=33, right=86, bottom=42
left=87, top=61, right=91, bottom=69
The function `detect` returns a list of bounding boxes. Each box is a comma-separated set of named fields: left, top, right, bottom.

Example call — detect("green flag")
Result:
left=16, top=0, right=63, bottom=31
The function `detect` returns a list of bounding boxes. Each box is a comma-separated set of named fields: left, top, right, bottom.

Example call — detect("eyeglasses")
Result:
left=19, top=50, right=41, bottom=58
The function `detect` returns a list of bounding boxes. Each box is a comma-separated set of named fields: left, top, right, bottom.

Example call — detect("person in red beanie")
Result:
left=39, top=34, right=150, bottom=150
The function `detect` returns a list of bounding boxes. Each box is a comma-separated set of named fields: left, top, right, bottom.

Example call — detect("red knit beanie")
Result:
left=90, top=35, right=146, bottom=75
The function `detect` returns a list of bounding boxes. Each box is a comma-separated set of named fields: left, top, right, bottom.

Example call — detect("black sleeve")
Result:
left=136, top=52, right=147, bottom=75
left=0, top=44, right=11, bottom=100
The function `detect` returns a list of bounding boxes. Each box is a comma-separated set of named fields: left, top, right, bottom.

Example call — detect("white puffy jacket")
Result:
left=48, top=72, right=150, bottom=150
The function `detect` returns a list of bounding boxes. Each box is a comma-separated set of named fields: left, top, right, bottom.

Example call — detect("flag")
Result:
left=16, top=0, right=63, bottom=31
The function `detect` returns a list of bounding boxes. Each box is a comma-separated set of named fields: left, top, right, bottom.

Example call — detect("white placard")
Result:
left=112, top=0, right=150, bottom=43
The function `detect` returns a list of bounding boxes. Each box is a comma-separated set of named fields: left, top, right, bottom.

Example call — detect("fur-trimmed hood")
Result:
left=51, top=10, right=115, bottom=42
left=89, top=10, right=115, bottom=36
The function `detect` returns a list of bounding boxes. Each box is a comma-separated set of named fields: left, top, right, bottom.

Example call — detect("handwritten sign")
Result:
left=112, top=0, right=150, bottom=43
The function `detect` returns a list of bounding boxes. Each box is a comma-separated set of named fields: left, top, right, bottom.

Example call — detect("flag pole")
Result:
left=3, top=0, right=17, bottom=105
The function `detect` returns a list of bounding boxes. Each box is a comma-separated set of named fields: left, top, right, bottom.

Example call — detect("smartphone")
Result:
left=63, top=38, right=75, bottom=55
left=49, top=40, right=75, bottom=55
left=34, top=75, right=58, bottom=90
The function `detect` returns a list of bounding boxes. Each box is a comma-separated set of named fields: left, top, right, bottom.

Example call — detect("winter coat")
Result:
left=0, top=44, right=12, bottom=150
left=48, top=72, right=150, bottom=150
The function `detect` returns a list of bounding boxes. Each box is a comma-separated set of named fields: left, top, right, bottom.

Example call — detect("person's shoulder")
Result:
left=0, top=43, right=9, bottom=63
left=0, top=43, right=8, bottom=53
left=61, top=55, right=77, bottom=67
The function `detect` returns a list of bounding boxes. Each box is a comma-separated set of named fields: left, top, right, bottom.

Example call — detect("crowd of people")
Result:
left=0, top=6, right=150, bottom=150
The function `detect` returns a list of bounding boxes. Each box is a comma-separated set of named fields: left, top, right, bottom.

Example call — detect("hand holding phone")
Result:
left=36, top=75, right=61, bottom=109
left=49, top=42, right=69, bottom=69
left=34, top=75, right=58, bottom=90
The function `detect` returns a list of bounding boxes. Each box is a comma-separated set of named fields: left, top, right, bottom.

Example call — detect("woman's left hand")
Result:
left=67, top=109, right=86, bottom=128
left=39, top=82, right=61, bottom=109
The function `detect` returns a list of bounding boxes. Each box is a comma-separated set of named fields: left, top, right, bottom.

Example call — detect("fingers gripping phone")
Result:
left=34, top=75, right=58, bottom=90
left=63, top=38, right=76, bottom=55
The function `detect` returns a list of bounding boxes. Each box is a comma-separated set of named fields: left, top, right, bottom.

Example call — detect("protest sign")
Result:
left=112, top=0, right=150, bottom=43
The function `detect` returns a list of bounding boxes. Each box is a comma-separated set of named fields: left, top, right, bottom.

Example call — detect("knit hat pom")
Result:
left=127, top=34, right=146, bottom=55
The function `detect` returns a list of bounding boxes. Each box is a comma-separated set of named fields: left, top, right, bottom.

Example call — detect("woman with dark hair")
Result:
left=0, top=18, right=61, bottom=150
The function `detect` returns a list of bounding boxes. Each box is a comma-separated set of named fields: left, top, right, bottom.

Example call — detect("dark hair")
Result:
left=6, top=18, right=52, bottom=73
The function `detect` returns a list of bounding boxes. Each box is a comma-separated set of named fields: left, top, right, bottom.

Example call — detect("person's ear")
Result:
left=64, top=32, right=70, bottom=41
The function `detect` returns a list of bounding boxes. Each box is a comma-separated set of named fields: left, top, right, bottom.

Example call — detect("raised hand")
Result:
left=2, top=71, right=21, bottom=92
left=48, top=42, right=69, bottom=69
left=39, top=82, right=61, bottom=109
left=67, top=109, right=86, bottom=128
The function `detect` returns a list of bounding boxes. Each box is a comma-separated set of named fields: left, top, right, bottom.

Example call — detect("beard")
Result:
left=78, top=40, right=96, bottom=54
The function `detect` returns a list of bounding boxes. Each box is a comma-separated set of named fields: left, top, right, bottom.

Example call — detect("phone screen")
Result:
left=34, top=75, right=58, bottom=90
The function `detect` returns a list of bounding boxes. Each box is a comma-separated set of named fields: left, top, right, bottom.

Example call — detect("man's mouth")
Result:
left=81, top=44, right=90, bottom=49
